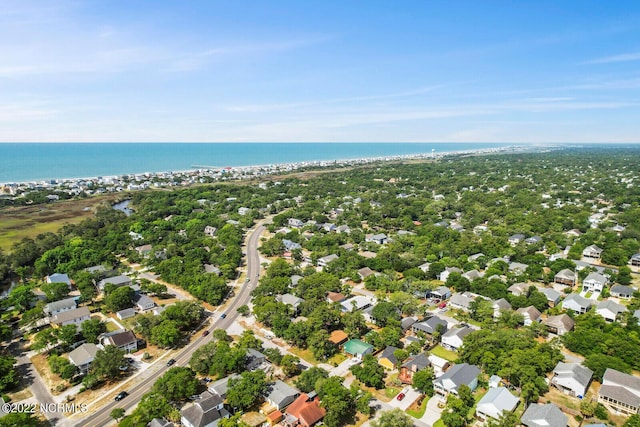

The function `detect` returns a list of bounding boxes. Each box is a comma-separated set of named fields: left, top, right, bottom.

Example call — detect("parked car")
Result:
left=115, top=391, right=128, bottom=401
left=439, top=302, right=447, bottom=309
left=202, top=330, right=210, bottom=337
left=220, top=313, right=227, bottom=319
left=396, top=392, right=405, bottom=401
left=167, top=359, right=176, bottom=366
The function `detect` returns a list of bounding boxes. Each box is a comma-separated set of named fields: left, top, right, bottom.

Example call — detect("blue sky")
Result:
left=1, top=1, right=639, bottom=143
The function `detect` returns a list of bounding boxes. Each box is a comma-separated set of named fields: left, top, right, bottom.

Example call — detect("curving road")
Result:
left=75, top=222, right=267, bottom=426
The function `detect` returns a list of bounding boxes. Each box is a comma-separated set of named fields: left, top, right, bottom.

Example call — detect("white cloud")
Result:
left=583, top=52, right=640, bottom=64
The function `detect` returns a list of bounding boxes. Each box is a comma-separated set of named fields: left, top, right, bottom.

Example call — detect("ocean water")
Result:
left=0, top=142, right=516, bottom=183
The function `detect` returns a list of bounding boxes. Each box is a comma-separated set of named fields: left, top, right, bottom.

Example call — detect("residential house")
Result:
left=278, top=294, right=305, bottom=313
left=582, top=272, right=607, bottom=293
left=551, top=362, right=593, bottom=398
left=46, top=273, right=72, bottom=287
left=598, top=368, right=640, bottom=415
left=544, top=314, right=575, bottom=336
left=492, top=298, right=512, bottom=319
left=117, top=308, right=136, bottom=320
left=488, top=375, right=502, bottom=388
left=367, top=233, right=388, bottom=245
left=610, top=285, right=635, bottom=299
left=135, top=244, right=153, bottom=257
left=43, top=297, right=77, bottom=316
left=378, top=346, right=400, bottom=370
left=400, top=317, right=417, bottom=332
left=282, top=239, right=302, bottom=251
left=596, top=300, right=627, bottom=322
left=326, top=292, right=346, bottom=304
left=340, top=295, right=375, bottom=313
left=555, top=269, right=576, bottom=286
left=180, top=391, right=228, bottom=427
left=148, top=419, right=174, bottom=427
left=521, top=403, right=568, bottom=427
left=441, top=326, right=473, bottom=351
left=433, top=363, right=481, bottom=397
left=516, top=306, right=541, bottom=326
left=265, top=381, right=300, bottom=411
left=418, top=262, right=431, bottom=273
left=525, top=236, right=543, bottom=245
left=439, top=267, right=462, bottom=282
left=630, top=253, right=640, bottom=268
left=343, top=339, right=374, bottom=359
left=583, top=245, right=603, bottom=259
left=238, top=207, right=250, bottom=215
left=357, top=267, right=375, bottom=280
left=508, top=262, right=528, bottom=275
left=288, top=218, right=304, bottom=228
left=428, top=355, right=450, bottom=377
left=317, top=254, right=338, bottom=268
left=328, top=330, right=348, bottom=347
left=562, top=294, right=593, bottom=314
left=290, top=275, right=302, bottom=288
left=462, top=269, right=483, bottom=282
left=412, top=316, right=448, bottom=336
left=104, top=330, right=138, bottom=353
left=246, top=348, right=268, bottom=371
left=208, top=375, right=239, bottom=399
left=507, top=282, right=530, bottom=296
left=285, top=393, right=326, bottom=427
left=449, top=292, right=476, bottom=312
left=97, top=275, right=132, bottom=292
left=134, top=294, right=156, bottom=311
left=475, top=387, right=519, bottom=421
left=68, top=343, right=99, bottom=374
left=50, top=306, right=91, bottom=328
left=467, top=253, right=485, bottom=262
left=204, top=226, right=217, bottom=237
left=508, top=234, right=525, bottom=246
left=399, top=353, right=431, bottom=384
left=427, top=286, right=451, bottom=300
left=537, top=287, right=561, bottom=307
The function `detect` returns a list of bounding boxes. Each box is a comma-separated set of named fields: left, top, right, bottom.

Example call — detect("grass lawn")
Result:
left=429, top=345, right=458, bottom=362
left=434, top=419, right=445, bottom=427
left=287, top=346, right=318, bottom=366
left=328, top=353, right=347, bottom=366
left=105, top=319, right=121, bottom=332
left=384, top=386, right=400, bottom=399
left=407, top=396, right=428, bottom=418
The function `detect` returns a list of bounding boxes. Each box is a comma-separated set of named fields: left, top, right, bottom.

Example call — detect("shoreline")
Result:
left=1, top=144, right=543, bottom=187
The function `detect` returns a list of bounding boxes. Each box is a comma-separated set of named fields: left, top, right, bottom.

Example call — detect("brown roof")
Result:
left=327, top=292, right=346, bottom=303
left=328, top=330, right=348, bottom=345
left=286, top=394, right=326, bottom=427
left=266, top=410, right=283, bottom=423
left=108, top=330, right=137, bottom=347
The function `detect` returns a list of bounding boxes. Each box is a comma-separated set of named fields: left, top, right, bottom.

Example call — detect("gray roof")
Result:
left=516, top=306, right=541, bottom=320
left=208, top=374, right=239, bottom=399
left=401, top=353, right=431, bottom=371
left=450, top=292, right=473, bottom=309
left=279, top=294, right=305, bottom=307
left=265, top=380, right=300, bottom=407
left=521, top=403, right=567, bottom=427
left=44, top=297, right=77, bottom=314
left=476, top=387, right=519, bottom=416
left=48, top=273, right=71, bottom=284
left=434, top=363, right=481, bottom=392
left=562, top=294, right=592, bottom=309
left=378, top=346, right=400, bottom=365
left=148, top=419, right=174, bottom=427
left=442, top=326, right=473, bottom=341
left=401, top=317, right=417, bottom=330
left=537, top=287, right=561, bottom=302
left=553, top=362, right=593, bottom=389
left=544, top=314, right=574, bottom=331
left=596, top=299, right=627, bottom=315
left=69, top=343, right=99, bottom=366
left=600, top=368, right=640, bottom=408
left=180, top=391, right=226, bottom=427
left=493, top=298, right=512, bottom=311
left=610, top=284, right=635, bottom=296
left=584, top=272, right=607, bottom=284
left=555, top=269, right=575, bottom=280
left=51, top=306, right=91, bottom=324
left=98, top=275, right=131, bottom=288
left=420, top=316, right=448, bottom=334
left=117, top=308, right=136, bottom=318
left=134, top=294, right=155, bottom=308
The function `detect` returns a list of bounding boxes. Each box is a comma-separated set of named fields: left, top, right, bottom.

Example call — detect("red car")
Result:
left=439, top=302, right=447, bottom=309
left=396, top=392, right=405, bottom=401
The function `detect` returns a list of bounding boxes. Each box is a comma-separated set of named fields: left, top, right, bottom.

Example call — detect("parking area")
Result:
left=386, top=387, right=422, bottom=411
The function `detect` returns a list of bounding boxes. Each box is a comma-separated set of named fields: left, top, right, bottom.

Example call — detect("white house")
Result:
left=596, top=300, right=627, bottom=322
left=562, top=294, right=593, bottom=314
left=434, top=363, right=481, bottom=397
left=317, top=254, right=339, bottom=268
left=551, top=362, right=593, bottom=398
left=516, top=306, right=541, bottom=325
left=43, top=297, right=77, bottom=316
left=582, top=272, right=607, bottom=293
left=68, top=343, right=99, bottom=374
left=441, top=326, right=473, bottom=351
left=476, top=387, right=519, bottom=421
left=50, top=306, right=91, bottom=328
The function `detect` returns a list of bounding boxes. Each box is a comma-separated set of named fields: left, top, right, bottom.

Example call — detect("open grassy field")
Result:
left=0, top=195, right=120, bottom=251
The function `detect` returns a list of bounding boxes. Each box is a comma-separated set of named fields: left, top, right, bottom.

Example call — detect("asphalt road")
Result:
left=75, top=222, right=267, bottom=427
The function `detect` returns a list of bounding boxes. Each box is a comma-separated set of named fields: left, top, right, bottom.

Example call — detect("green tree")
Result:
left=623, top=414, right=640, bottom=427
left=350, top=355, right=385, bottom=389
left=110, top=408, right=125, bottom=422
left=317, top=376, right=355, bottom=427
left=0, top=411, right=40, bottom=427
left=41, top=282, right=69, bottom=302
left=91, top=345, right=126, bottom=380
left=56, top=324, right=78, bottom=350
left=104, top=286, right=134, bottom=312
left=226, top=370, right=267, bottom=411
left=295, top=367, right=329, bottom=393
left=152, top=367, right=199, bottom=402
left=412, top=368, right=434, bottom=396
left=280, top=355, right=301, bottom=377
left=80, top=318, right=105, bottom=344
left=150, top=319, right=181, bottom=348
left=9, top=285, right=36, bottom=311
left=371, top=408, right=414, bottom=427
left=0, top=356, right=18, bottom=392
left=308, top=329, right=335, bottom=360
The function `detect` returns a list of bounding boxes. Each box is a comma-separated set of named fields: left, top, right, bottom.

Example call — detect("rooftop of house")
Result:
left=521, top=403, right=567, bottom=427
left=553, top=362, right=593, bottom=388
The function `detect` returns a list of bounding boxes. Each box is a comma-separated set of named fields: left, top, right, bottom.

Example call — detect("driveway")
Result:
left=387, top=387, right=422, bottom=411
left=421, top=395, right=444, bottom=427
